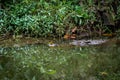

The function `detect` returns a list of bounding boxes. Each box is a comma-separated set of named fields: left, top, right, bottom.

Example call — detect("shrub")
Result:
left=0, top=0, right=97, bottom=37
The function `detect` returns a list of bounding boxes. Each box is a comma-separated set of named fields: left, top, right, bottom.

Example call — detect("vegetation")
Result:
left=0, top=0, right=119, bottom=38
left=0, top=0, right=120, bottom=80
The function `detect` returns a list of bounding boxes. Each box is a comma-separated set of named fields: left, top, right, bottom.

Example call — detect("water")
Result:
left=0, top=38, right=120, bottom=80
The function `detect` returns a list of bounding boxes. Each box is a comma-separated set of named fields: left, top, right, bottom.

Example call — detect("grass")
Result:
left=0, top=43, right=120, bottom=80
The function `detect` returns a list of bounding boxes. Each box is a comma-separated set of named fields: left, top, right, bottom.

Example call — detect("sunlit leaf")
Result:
left=40, top=66, right=46, bottom=73
left=47, top=69, right=56, bottom=75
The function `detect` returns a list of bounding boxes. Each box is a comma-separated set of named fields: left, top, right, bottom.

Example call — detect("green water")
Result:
left=0, top=44, right=120, bottom=80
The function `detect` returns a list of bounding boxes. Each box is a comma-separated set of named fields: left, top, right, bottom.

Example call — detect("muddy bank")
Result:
left=0, top=36, right=119, bottom=48
left=0, top=37, right=48, bottom=47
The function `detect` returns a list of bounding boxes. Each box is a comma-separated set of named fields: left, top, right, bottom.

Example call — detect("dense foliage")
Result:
left=0, top=0, right=102, bottom=37
left=1, top=0, right=120, bottom=38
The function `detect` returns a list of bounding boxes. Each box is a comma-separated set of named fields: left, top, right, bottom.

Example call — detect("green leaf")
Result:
left=40, top=66, right=46, bottom=73
left=47, top=69, right=56, bottom=75
left=32, top=76, right=36, bottom=80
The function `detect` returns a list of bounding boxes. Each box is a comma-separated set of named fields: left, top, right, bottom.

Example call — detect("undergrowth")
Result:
left=0, top=0, right=98, bottom=37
